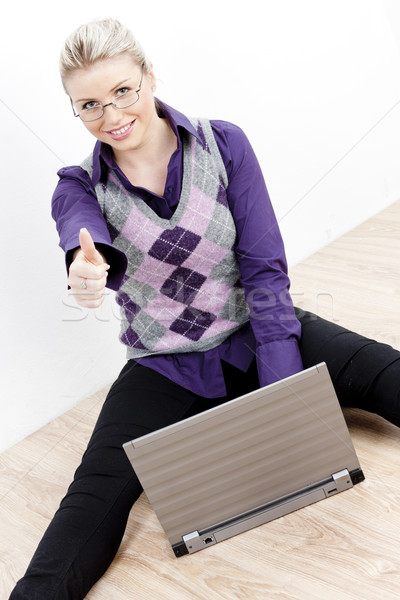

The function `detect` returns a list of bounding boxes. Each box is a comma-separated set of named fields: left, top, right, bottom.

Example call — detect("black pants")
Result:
left=296, top=309, right=400, bottom=426
left=9, top=310, right=400, bottom=599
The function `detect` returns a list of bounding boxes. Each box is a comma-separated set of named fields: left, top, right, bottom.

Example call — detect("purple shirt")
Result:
left=52, top=100, right=303, bottom=397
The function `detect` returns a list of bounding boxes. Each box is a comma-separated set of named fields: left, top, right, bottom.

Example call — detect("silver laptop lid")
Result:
left=124, top=363, right=364, bottom=556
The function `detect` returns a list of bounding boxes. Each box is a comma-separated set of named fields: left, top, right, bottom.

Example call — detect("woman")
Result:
left=10, top=17, right=400, bottom=599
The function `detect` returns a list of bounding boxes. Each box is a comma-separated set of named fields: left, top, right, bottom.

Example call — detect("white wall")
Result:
left=1, top=0, right=400, bottom=451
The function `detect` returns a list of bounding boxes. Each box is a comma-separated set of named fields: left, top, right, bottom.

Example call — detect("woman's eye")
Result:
left=83, top=101, right=99, bottom=110
left=116, top=87, right=130, bottom=97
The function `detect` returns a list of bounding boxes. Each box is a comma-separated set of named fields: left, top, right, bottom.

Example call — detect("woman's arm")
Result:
left=213, top=121, right=303, bottom=385
left=51, top=165, right=128, bottom=291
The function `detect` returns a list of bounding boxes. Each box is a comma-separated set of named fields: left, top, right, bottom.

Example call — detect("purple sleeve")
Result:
left=212, top=121, right=303, bottom=385
left=51, top=166, right=127, bottom=290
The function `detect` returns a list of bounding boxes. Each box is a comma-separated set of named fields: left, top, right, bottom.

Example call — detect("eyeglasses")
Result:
left=72, top=63, right=145, bottom=122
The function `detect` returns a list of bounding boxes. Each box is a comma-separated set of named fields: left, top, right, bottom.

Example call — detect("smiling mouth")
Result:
left=107, top=120, right=135, bottom=135
left=105, top=120, right=136, bottom=139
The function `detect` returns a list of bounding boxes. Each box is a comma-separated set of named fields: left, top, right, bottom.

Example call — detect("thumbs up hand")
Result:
left=68, top=228, right=110, bottom=308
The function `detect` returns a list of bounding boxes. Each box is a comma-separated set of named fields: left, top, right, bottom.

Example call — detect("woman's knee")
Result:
left=294, top=307, right=400, bottom=424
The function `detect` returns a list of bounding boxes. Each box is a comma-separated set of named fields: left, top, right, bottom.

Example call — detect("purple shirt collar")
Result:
left=91, top=99, right=203, bottom=185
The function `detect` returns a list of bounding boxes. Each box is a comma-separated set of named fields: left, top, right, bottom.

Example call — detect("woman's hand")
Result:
left=68, top=228, right=110, bottom=308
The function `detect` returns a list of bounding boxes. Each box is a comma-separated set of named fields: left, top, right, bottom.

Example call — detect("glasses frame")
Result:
left=72, top=62, right=145, bottom=122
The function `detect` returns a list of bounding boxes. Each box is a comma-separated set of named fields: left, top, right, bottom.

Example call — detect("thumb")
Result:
left=79, top=228, right=105, bottom=266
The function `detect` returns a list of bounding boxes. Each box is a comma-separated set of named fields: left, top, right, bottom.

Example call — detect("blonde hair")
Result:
left=60, top=18, right=151, bottom=83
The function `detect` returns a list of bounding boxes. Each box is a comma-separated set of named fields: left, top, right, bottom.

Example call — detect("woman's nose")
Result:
left=102, top=103, right=123, bottom=127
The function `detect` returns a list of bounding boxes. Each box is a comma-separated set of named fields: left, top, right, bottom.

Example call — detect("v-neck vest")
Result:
left=80, top=118, right=250, bottom=358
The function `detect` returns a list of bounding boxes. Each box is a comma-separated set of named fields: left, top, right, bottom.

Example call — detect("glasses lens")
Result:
left=80, top=106, right=103, bottom=122
left=114, top=90, right=139, bottom=109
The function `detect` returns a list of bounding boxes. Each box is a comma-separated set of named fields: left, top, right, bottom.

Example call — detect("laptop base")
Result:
left=173, top=467, right=364, bottom=557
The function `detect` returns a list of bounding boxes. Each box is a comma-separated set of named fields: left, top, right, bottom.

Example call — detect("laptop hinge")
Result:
left=182, top=530, right=217, bottom=554
left=323, top=468, right=353, bottom=497
left=178, top=469, right=356, bottom=556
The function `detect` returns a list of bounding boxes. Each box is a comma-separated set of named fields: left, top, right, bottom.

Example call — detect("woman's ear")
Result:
left=147, top=63, right=156, bottom=92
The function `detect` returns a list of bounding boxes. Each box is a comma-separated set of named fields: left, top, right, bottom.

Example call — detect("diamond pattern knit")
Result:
left=81, top=119, right=250, bottom=357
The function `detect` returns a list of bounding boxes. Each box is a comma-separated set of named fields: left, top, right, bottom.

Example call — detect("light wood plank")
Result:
left=1, top=201, right=400, bottom=599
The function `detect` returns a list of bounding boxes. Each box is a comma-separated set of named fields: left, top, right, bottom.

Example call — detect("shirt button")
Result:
left=167, top=186, right=174, bottom=193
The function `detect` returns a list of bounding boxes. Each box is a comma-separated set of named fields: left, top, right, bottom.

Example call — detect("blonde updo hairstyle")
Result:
left=59, top=18, right=152, bottom=90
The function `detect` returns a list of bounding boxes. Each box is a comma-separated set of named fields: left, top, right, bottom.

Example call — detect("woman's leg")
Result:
left=296, top=308, right=400, bottom=427
left=9, top=361, right=207, bottom=600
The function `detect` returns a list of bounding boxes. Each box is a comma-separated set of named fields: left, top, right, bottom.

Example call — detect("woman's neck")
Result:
left=114, top=115, right=176, bottom=171
left=113, top=117, right=177, bottom=195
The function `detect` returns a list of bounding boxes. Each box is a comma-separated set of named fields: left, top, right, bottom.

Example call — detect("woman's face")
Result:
left=65, top=54, right=158, bottom=156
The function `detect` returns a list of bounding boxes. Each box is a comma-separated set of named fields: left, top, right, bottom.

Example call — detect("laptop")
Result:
left=123, top=362, right=364, bottom=557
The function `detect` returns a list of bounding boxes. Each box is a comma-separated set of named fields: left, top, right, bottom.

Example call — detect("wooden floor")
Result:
left=1, top=200, right=400, bottom=600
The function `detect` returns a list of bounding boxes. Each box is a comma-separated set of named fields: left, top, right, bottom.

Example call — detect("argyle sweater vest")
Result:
left=81, top=119, right=250, bottom=358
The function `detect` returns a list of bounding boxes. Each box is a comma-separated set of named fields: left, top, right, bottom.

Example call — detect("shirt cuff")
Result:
left=256, top=339, right=304, bottom=387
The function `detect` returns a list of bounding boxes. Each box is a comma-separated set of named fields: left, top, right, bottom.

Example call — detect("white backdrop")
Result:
left=1, top=0, right=400, bottom=451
